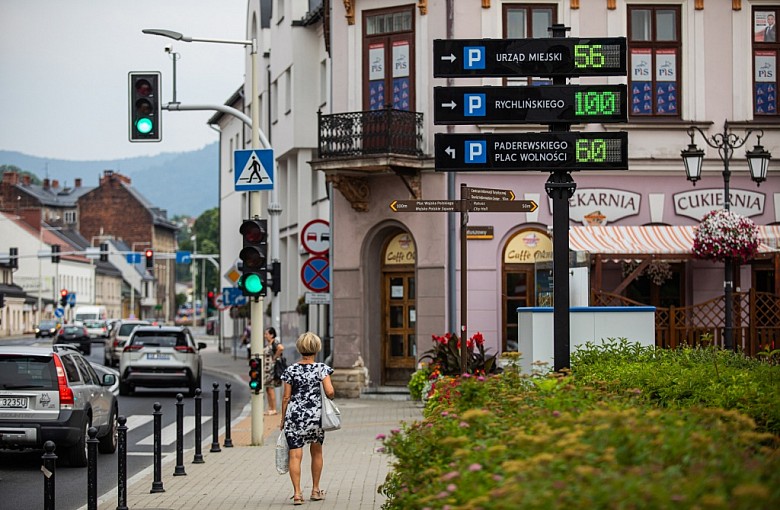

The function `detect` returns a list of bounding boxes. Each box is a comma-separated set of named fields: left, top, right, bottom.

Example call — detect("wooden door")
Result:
left=382, top=272, right=416, bottom=385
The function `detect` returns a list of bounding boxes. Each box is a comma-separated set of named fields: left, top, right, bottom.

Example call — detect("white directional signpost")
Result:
left=433, top=27, right=629, bottom=371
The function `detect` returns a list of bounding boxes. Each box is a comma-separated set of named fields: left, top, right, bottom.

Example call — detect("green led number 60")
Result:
left=574, top=44, right=605, bottom=69
left=576, top=139, right=607, bottom=163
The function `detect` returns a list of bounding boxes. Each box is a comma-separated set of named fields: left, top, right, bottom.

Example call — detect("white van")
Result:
left=73, top=305, right=108, bottom=323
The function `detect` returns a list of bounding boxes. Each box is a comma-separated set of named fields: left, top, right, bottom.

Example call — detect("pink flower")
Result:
left=375, top=433, right=386, bottom=441
left=441, top=471, right=460, bottom=481
left=468, top=463, right=483, bottom=472
left=447, top=483, right=457, bottom=492
left=459, top=421, right=470, bottom=428
left=390, top=428, right=400, bottom=434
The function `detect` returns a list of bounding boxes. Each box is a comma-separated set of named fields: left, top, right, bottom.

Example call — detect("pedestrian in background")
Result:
left=280, top=332, right=334, bottom=505
left=263, top=327, right=284, bottom=415
left=240, top=320, right=251, bottom=359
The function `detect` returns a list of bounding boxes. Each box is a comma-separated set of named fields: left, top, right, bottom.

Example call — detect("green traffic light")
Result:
left=135, top=117, right=153, bottom=134
left=239, top=273, right=264, bottom=295
left=249, top=380, right=260, bottom=390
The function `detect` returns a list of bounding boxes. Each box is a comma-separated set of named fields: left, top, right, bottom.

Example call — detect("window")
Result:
left=271, top=79, right=279, bottom=122
left=628, top=5, right=681, bottom=117
left=284, top=68, right=292, bottom=114
left=753, top=7, right=778, bottom=116
left=363, top=6, right=414, bottom=111
left=503, top=4, right=557, bottom=86
left=320, top=59, right=328, bottom=107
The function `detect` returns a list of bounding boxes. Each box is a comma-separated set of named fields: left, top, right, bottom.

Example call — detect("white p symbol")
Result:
left=469, top=143, right=483, bottom=160
left=468, top=95, right=482, bottom=114
left=467, top=48, right=481, bottom=67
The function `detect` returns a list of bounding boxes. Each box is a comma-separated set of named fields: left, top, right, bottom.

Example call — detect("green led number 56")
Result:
left=574, top=44, right=605, bottom=69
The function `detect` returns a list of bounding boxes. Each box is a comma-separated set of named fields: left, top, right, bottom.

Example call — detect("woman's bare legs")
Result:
left=310, top=442, right=323, bottom=495
left=266, top=385, right=277, bottom=413
left=289, top=447, right=303, bottom=497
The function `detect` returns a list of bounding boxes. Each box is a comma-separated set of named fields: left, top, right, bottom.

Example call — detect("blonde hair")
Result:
left=296, top=332, right=322, bottom=356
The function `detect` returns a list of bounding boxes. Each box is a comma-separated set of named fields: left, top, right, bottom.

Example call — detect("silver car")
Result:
left=119, top=326, right=205, bottom=397
left=104, top=319, right=150, bottom=367
left=0, top=345, right=118, bottom=467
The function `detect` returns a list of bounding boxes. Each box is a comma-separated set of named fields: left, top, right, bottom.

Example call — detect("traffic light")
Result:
left=59, top=289, right=68, bottom=307
left=207, top=291, right=215, bottom=310
left=51, top=244, right=61, bottom=263
left=145, top=249, right=154, bottom=271
left=9, top=247, right=18, bottom=269
left=270, top=261, right=281, bottom=295
left=100, top=243, right=109, bottom=262
left=128, top=71, right=162, bottom=142
left=248, top=357, right=262, bottom=392
left=238, top=219, right=268, bottom=298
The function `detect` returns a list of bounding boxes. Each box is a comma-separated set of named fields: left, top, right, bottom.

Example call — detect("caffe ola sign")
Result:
left=673, top=189, right=764, bottom=221
left=553, top=188, right=640, bottom=226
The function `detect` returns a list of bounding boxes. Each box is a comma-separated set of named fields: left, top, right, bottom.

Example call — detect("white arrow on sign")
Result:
left=441, top=101, right=457, bottom=110
left=440, top=53, right=456, bottom=62
left=445, top=147, right=456, bottom=159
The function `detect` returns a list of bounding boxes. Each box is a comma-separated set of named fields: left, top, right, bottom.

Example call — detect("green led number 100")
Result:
left=576, top=139, right=607, bottom=163
left=574, top=44, right=605, bottom=69
left=574, top=91, right=618, bottom=117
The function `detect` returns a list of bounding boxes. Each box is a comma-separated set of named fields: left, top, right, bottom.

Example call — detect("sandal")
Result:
left=292, top=493, right=304, bottom=505
left=264, top=410, right=278, bottom=416
left=311, top=489, right=326, bottom=501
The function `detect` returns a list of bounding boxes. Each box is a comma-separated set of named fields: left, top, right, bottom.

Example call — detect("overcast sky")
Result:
left=0, top=0, right=248, bottom=162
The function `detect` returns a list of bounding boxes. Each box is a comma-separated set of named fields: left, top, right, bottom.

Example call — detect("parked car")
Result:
left=84, top=320, right=109, bottom=339
left=119, top=325, right=205, bottom=397
left=89, top=361, right=120, bottom=396
left=55, top=325, right=92, bottom=356
left=104, top=319, right=150, bottom=367
left=35, top=319, right=61, bottom=339
left=0, top=344, right=118, bottom=467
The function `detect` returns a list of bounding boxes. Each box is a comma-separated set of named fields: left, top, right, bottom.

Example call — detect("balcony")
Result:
left=312, top=108, right=430, bottom=211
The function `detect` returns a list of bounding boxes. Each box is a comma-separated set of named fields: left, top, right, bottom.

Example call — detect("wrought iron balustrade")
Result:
left=318, top=108, right=424, bottom=159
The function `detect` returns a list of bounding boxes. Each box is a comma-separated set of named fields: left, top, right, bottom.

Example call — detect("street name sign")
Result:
left=466, top=226, right=494, bottom=240
left=434, top=38, right=627, bottom=78
left=389, top=199, right=538, bottom=213
left=471, top=200, right=538, bottom=213
left=434, top=132, right=628, bottom=171
left=465, top=186, right=515, bottom=201
left=434, top=85, right=628, bottom=124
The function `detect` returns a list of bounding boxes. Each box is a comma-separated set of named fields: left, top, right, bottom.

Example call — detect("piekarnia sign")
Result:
left=434, top=132, right=629, bottom=171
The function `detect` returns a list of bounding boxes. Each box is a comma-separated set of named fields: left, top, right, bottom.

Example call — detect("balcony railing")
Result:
left=317, top=108, right=424, bottom=159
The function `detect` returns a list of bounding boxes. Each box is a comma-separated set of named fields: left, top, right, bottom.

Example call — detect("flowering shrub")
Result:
left=693, top=209, right=759, bottom=264
left=419, top=332, right=499, bottom=377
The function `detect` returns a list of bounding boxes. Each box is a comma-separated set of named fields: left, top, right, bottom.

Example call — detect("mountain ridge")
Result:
left=0, top=144, right=219, bottom=218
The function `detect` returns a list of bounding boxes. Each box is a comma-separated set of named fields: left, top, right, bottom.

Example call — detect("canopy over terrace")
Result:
left=569, top=225, right=780, bottom=296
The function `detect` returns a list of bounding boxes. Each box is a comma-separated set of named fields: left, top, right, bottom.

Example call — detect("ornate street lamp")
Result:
left=680, top=120, right=772, bottom=351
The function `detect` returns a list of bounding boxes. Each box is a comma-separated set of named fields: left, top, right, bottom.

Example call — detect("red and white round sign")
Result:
left=301, top=219, right=330, bottom=255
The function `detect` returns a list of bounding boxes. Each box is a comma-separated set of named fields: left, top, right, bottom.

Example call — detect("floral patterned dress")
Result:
left=281, top=362, right=334, bottom=449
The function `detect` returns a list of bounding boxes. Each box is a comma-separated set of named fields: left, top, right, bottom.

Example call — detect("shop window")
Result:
left=363, top=6, right=414, bottom=111
left=503, top=4, right=557, bottom=87
left=628, top=5, right=681, bottom=117
left=753, top=7, right=778, bottom=116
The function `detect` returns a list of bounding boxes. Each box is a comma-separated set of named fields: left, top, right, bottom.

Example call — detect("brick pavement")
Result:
left=86, top=334, right=423, bottom=510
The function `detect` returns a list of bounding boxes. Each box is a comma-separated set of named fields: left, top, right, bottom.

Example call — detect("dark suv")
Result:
left=0, top=345, right=118, bottom=467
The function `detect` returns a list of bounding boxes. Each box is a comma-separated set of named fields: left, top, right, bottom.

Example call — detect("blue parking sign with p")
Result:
left=463, top=46, right=485, bottom=70
left=464, top=93, right=486, bottom=117
left=465, top=140, right=487, bottom=164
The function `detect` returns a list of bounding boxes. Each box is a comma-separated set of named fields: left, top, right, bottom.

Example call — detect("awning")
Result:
left=569, top=225, right=779, bottom=256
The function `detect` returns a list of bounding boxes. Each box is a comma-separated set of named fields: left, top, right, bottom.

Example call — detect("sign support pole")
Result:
left=546, top=23, right=576, bottom=372
left=460, top=183, right=469, bottom=371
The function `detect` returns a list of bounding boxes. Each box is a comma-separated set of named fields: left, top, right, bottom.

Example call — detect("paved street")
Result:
left=84, top=333, right=422, bottom=510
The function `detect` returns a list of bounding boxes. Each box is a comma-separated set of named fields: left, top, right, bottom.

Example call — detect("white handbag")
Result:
left=320, top=383, right=341, bottom=431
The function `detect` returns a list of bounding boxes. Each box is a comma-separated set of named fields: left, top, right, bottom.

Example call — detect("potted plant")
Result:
left=693, top=209, right=759, bottom=264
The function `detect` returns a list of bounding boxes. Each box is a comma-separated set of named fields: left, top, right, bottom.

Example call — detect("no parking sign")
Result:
left=301, top=256, right=329, bottom=293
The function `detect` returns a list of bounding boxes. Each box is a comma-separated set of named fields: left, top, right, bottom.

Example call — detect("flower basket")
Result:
left=692, top=209, right=759, bottom=264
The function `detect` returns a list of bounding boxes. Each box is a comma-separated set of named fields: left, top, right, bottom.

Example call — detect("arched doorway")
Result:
left=381, top=232, right=416, bottom=385
left=502, top=228, right=553, bottom=351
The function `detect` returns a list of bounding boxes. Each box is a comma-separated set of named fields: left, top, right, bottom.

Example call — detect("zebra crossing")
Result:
left=122, top=414, right=213, bottom=447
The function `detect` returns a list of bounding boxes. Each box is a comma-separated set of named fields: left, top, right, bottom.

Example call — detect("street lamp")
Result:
left=680, top=120, right=772, bottom=350
left=143, top=27, right=266, bottom=445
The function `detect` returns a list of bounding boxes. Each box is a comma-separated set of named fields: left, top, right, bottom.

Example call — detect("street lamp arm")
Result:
left=687, top=121, right=765, bottom=163
left=142, top=29, right=255, bottom=52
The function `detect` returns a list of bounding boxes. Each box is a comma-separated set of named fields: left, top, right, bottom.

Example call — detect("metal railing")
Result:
left=317, top=108, right=424, bottom=159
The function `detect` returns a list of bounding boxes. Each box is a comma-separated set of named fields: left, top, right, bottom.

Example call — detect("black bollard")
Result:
left=173, top=393, right=186, bottom=476
left=224, top=382, right=233, bottom=448
left=210, top=382, right=221, bottom=453
left=42, top=441, right=56, bottom=510
left=193, top=388, right=204, bottom=464
left=87, top=427, right=99, bottom=510
left=117, top=415, right=128, bottom=510
left=150, top=402, right=165, bottom=493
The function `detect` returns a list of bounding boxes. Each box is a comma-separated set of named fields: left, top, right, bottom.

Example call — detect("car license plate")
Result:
left=146, top=353, right=170, bottom=360
left=0, top=397, right=27, bottom=408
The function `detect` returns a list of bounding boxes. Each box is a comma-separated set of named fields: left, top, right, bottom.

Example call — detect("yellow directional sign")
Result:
left=465, top=186, right=516, bottom=201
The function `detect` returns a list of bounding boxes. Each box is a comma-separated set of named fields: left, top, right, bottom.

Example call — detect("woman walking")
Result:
left=280, top=332, right=335, bottom=505
left=263, top=327, right=284, bottom=415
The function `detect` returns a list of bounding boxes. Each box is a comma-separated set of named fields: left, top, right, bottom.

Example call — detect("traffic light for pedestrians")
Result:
left=207, top=291, right=215, bottom=310
left=100, top=243, right=109, bottom=262
left=238, top=219, right=268, bottom=298
left=128, top=71, right=162, bottom=142
left=59, top=289, right=68, bottom=307
left=248, top=357, right=262, bottom=392
left=51, top=244, right=61, bottom=264
left=270, top=261, right=281, bottom=295
left=145, top=249, right=154, bottom=271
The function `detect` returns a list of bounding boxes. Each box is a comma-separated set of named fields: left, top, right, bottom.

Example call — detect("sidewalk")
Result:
left=91, top=333, right=423, bottom=510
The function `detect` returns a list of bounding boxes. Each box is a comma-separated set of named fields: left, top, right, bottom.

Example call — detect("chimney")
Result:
left=22, top=175, right=31, bottom=186
left=52, top=180, right=59, bottom=189
left=2, top=171, right=19, bottom=185
left=74, top=178, right=82, bottom=188
left=43, top=178, right=50, bottom=189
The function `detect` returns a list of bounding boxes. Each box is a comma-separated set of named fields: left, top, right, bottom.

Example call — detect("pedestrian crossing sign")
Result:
left=234, top=149, right=274, bottom=191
